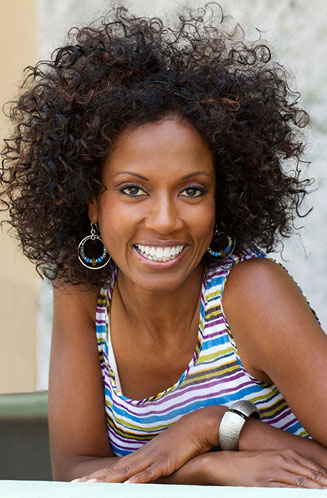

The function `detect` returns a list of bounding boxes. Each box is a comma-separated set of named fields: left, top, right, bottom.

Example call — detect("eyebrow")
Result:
left=113, top=171, right=213, bottom=180
left=182, top=171, right=213, bottom=180
left=113, top=172, right=149, bottom=181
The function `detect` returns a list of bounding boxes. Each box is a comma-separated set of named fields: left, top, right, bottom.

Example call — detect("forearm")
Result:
left=239, top=418, right=327, bottom=467
left=157, top=420, right=327, bottom=486
left=70, top=453, right=214, bottom=485
left=204, top=404, right=327, bottom=467
left=155, top=454, right=211, bottom=485
left=158, top=448, right=327, bottom=488
left=53, top=455, right=120, bottom=481
left=157, top=429, right=327, bottom=486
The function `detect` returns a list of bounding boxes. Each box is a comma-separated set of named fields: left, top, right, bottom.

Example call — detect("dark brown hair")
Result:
left=0, top=4, right=311, bottom=286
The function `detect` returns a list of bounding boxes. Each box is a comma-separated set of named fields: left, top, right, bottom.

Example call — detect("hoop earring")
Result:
left=78, top=223, right=111, bottom=270
left=207, top=228, right=236, bottom=261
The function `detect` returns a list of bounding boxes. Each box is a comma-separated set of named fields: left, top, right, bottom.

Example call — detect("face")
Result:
left=88, top=117, right=216, bottom=293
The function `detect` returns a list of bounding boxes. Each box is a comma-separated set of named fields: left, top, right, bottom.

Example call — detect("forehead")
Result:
left=102, top=118, right=214, bottom=179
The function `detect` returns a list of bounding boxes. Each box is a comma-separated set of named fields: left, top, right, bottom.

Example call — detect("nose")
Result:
left=144, top=194, right=183, bottom=234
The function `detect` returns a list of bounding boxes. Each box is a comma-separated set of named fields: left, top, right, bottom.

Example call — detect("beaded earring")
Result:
left=207, top=228, right=236, bottom=261
left=78, top=223, right=111, bottom=270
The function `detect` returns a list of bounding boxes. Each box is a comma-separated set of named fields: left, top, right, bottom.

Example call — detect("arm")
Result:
left=223, top=257, right=327, bottom=446
left=157, top=450, right=327, bottom=488
left=74, top=402, right=327, bottom=485
left=49, top=284, right=121, bottom=481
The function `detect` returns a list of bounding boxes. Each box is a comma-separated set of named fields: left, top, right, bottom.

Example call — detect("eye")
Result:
left=180, top=186, right=207, bottom=198
left=120, top=185, right=147, bottom=197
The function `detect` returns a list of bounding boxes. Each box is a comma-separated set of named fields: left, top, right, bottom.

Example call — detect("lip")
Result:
left=133, top=245, right=187, bottom=269
left=134, top=240, right=187, bottom=247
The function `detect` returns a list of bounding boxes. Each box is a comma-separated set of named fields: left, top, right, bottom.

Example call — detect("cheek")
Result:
left=96, top=192, right=117, bottom=227
left=97, top=200, right=138, bottom=252
left=202, top=216, right=215, bottom=245
left=190, top=202, right=216, bottom=245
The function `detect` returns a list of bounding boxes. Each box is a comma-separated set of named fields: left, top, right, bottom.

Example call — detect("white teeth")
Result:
left=135, top=244, right=184, bottom=262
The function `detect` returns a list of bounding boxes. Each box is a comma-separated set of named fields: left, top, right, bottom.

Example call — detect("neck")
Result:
left=115, top=264, right=204, bottom=342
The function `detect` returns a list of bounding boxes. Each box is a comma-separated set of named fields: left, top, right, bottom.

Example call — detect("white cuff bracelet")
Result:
left=219, top=400, right=260, bottom=451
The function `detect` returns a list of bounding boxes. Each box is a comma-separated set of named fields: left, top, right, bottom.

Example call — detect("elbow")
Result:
left=51, top=454, right=87, bottom=482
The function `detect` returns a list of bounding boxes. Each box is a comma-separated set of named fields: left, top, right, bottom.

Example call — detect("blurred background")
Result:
left=0, top=0, right=326, bottom=393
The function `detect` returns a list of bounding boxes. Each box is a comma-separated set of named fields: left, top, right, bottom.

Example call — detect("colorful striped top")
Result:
left=96, top=247, right=309, bottom=457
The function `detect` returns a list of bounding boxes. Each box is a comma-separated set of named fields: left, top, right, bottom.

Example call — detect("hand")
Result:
left=202, top=449, right=327, bottom=488
left=74, top=405, right=225, bottom=483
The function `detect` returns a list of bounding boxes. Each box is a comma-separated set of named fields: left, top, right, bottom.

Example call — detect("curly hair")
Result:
left=0, top=3, right=311, bottom=287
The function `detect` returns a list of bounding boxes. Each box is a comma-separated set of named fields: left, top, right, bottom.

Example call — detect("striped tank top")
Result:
left=96, top=247, right=309, bottom=457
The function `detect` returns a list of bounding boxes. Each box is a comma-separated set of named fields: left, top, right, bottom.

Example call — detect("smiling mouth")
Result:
left=134, top=244, right=184, bottom=262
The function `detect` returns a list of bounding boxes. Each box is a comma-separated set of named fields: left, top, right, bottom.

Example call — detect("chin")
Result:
left=137, top=278, right=185, bottom=294
left=132, top=266, right=201, bottom=294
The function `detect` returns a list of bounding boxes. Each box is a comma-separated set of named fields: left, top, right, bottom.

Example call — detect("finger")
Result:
left=292, top=452, right=327, bottom=473
left=286, top=454, right=327, bottom=487
left=268, top=477, right=324, bottom=489
left=95, top=454, right=162, bottom=483
left=72, top=477, right=101, bottom=483
left=81, top=478, right=103, bottom=483
left=294, top=474, right=325, bottom=489
left=98, top=463, right=138, bottom=483
left=78, top=453, right=150, bottom=483
left=267, top=482, right=303, bottom=488
left=279, top=468, right=327, bottom=489
left=269, top=483, right=318, bottom=488
left=297, top=465, right=327, bottom=487
left=125, top=461, right=170, bottom=484
left=72, top=463, right=135, bottom=484
left=310, top=469, right=327, bottom=484
left=101, top=444, right=175, bottom=482
left=295, top=470, right=327, bottom=489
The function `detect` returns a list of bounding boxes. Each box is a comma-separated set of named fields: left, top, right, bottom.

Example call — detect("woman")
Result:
left=1, top=5, right=327, bottom=488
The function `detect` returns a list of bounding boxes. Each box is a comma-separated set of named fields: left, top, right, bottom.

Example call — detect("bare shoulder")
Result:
left=224, top=256, right=301, bottom=299
left=53, top=282, right=98, bottom=309
left=221, top=257, right=299, bottom=381
left=222, top=255, right=325, bottom=353
left=53, top=283, right=99, bottom=330
left=222, top=256, right=327, bottom=444
left=222, top=256, right=316, bottom=327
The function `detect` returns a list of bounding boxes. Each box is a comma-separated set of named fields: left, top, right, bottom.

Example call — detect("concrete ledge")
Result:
left=0, top=481, right=325, bottom=497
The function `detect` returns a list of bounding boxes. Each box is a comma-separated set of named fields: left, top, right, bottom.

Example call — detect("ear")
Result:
left=87, top=198, right=98, bottom=224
